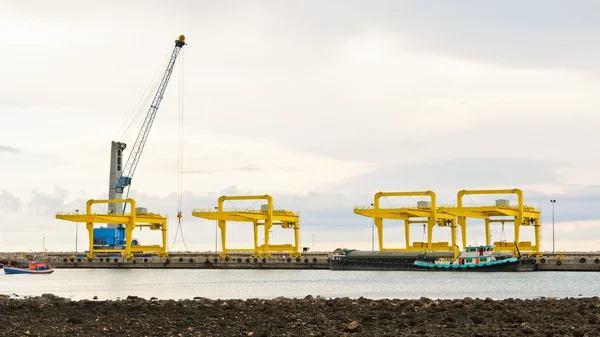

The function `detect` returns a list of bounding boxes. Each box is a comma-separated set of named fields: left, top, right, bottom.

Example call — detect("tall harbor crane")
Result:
left=109, top=35, right=186, bottom=212
left=99, top=35, right=187, bottom=248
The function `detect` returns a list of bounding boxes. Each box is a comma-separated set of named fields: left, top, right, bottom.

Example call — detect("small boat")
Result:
left=2, top=262, right=54, bottom=274
left=413, top=244, right=536, bottom=272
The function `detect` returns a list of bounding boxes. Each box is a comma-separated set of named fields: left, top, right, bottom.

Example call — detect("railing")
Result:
left=55, top=211, right=165, bottom=217
left=354, top=204, right=541, bottom=212
left=191, top=208, right=298, bottom=214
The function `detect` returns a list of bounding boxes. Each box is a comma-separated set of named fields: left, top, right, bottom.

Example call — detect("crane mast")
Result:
left=108, top=35, right=186, bottom=215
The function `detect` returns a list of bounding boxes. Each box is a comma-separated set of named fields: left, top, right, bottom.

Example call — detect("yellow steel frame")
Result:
left=440, top=188, right=541, bottom=256
left=55, top=198, right=168, bottom=258
left=191, top=195, right=300, bottom=258
left=353, top=191, right=458, bottom=253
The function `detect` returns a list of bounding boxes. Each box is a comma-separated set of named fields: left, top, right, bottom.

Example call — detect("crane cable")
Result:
left=171, top=49, right=189, bottom=252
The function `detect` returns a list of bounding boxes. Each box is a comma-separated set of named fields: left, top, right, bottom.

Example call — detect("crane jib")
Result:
left=115, top=36, right=186, bottom=194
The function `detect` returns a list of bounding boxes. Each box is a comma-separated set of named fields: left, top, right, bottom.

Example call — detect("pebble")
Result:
left=0, top=295, right=598, bottom=336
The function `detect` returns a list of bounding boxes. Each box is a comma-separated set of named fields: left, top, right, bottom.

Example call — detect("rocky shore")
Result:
left=1, top=294, right=599, bottom=336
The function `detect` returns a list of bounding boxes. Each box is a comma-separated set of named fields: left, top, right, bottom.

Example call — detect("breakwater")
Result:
left=1, top=294, right=599, bottom=336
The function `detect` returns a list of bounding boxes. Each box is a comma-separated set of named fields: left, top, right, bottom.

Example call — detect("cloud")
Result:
left=27, top=186, right=70, bottom=215
left=0, top=190, right=21, bottom=211
left=2, top=2, right=600, bottom=254
left=334, top=157, right=565, bottom=195
left=183, top=169, right=211, bottom=175
left=237, top=167, right=261, bottom=172
left=0, top=145, right=19, bottom=153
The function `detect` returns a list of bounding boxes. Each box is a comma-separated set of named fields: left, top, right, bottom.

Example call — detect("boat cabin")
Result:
left=456, top=245, right=496, bottom=265
left=28, top=263, right=50, bottom=271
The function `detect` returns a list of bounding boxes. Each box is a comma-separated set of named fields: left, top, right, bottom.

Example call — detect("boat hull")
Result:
left=3, top=266, right=54, bottom=274
left=330, top=250, right=456, bottom=271
left=413, top=257, right=537, bottom=272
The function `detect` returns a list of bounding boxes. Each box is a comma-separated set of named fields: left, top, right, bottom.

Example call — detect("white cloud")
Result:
left=2, top=1, right=600, bottom=253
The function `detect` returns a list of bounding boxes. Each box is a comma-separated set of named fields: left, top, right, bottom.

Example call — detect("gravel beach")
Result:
left=1, top=294, right=598, bottom=336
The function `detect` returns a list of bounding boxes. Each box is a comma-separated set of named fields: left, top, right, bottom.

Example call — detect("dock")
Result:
left=2, top=252, right=332, bottom=270
left=4, top=251, right=600, bottom=271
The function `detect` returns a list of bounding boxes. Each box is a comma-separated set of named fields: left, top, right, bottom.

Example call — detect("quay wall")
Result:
left=1, top=252, right=331, bottom=270
left=5, top=251, right=600, bottom=271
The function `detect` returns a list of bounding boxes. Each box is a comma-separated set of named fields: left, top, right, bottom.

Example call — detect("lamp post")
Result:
left=550, top=200, right=556, bottom=253
left=312, top=234, right=315, bottom=252
left=75, top=209, right=79, bottom=253
left=371, top=203, right=374, bottom=251
left=214, top=206, right=218, bottom=252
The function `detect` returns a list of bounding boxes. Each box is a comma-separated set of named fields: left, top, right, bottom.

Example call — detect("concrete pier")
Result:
left=5, top=251, right=600, bottom=271
left=1, top=252, right=332, bottom=270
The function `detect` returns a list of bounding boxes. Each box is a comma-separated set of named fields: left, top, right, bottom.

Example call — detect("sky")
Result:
left=1, top=0, right=600, bottom=254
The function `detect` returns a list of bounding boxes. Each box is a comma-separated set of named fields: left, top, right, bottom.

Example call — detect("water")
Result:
left=0, top=269, right=598, bottom=301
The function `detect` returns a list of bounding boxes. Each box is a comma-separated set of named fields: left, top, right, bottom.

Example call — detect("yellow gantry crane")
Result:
left=191, top=195, right=301, bottom=258
left=439, top=189, right=541, bottom=255
left=55, top=199, right=168, bottom=258
left=353, top=191, right=459, bottom=254
left=354, top=188, right=542, bottom=256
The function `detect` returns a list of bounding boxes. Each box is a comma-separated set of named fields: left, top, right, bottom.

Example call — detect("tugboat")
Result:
left=413, top=244, right=536, bottom=272
left=2, top=261, right=54, bottom=274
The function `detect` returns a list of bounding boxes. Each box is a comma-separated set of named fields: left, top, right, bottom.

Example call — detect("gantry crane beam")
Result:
left=191, top=195, right=301, bottom=258
left=193, top=211, right=300, bottom=223
left=353, top=191, right=459, bottom=253
left=56, top=199, right=168, bottom=258
left=454, top=189, right=541, bottom=256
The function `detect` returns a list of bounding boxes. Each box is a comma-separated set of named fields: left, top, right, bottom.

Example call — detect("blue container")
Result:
left=93, top=227, right=125, bottom=246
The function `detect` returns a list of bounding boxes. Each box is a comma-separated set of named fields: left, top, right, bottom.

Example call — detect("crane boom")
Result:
left=115, top=35, right=186, bottom=194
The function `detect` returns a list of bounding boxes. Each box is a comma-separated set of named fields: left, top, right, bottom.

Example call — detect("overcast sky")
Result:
left=1, top=0, right=600, bottom=253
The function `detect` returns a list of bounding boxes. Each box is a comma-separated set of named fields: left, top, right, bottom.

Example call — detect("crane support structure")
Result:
left=353, top=191, right=459, bottom=253
left=354, top=188, right=542, bottom=257
left=191, top=195, right=301, bottom=258
left=113, top=35, right=187, bottom=202
left=442, top=188, right=541, bottom=256
left=56, top=199, right=168, bottom=258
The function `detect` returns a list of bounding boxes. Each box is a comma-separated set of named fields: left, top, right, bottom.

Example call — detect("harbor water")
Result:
left=1, top=269, right=599, bottom=300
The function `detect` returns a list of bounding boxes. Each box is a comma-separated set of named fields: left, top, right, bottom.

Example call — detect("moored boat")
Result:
left=2, top=262, right=54, bottom=274
left=413, top=244, right=536, bottom=272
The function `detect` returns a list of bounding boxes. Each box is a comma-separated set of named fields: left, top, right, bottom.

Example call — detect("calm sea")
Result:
left=0, top=269, right=597, bottom=300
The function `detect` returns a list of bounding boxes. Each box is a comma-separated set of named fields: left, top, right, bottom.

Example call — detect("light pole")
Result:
left=550, top=200, right=556, bottom=253
left=214, top=206, right=218, bottom=252
left=371, top=203, right=374, bottom=251
left=312, top=234, right=315, bottom=252
left=75, top=209, right=79, bottom=253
